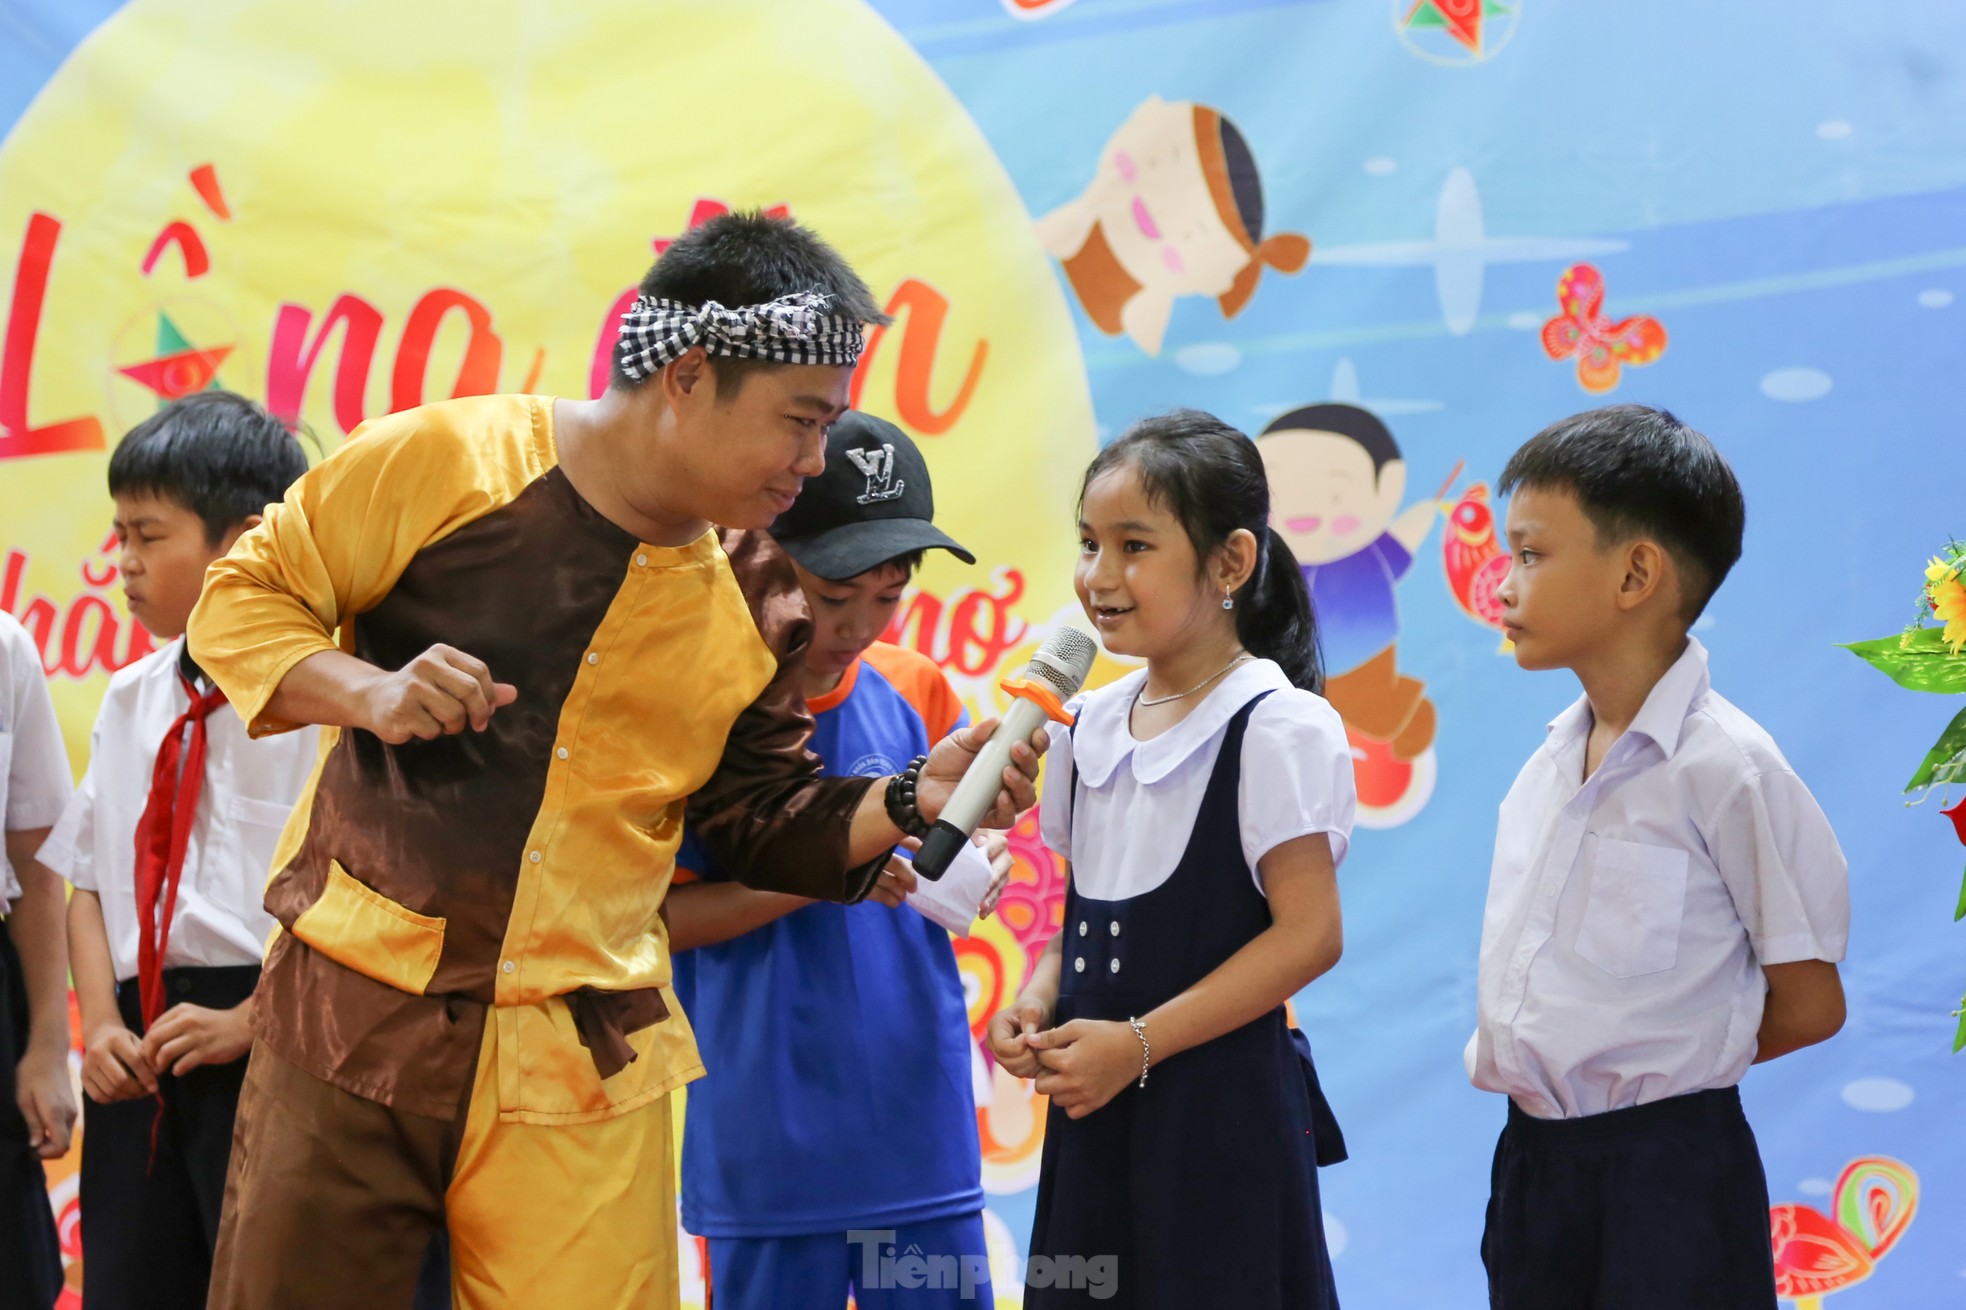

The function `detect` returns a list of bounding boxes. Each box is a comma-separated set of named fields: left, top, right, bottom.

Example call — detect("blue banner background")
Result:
left=4, top=2, right=1963, bottom=1303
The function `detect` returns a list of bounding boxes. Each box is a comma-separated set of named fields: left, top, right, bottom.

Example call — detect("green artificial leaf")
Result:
left=1955, top=996, right=1966, bottom=1054
left=1956, top=857, right=1966, bottom=923
left=1841, top=628, right=1966, bottom=694
left=1907, top=705, right=1966, bottom=793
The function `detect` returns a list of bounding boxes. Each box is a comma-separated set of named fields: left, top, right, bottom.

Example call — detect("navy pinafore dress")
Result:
left=1025, top=691, right=1347, bottom=1309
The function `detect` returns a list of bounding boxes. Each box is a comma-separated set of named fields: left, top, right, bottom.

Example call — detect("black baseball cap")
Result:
left=770, top=411, right=975, bottom=580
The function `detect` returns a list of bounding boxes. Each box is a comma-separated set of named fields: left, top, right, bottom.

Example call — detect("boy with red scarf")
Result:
left=40, top=394, right=449, bottom=1309
left=40, top=393, right=313, bottom=1309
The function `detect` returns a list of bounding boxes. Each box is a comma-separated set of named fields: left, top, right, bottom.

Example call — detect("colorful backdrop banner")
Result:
left=3, top=2, right=1963, bottom=1306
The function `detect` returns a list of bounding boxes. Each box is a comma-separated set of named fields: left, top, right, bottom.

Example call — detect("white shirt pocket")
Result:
left=222, top=791, right=297, bottom=873
left=1574, top=836, right=1690, bottom=978
left=225, top=791, right=295, bottom=831
left=213, top=789, right=297, bottom=930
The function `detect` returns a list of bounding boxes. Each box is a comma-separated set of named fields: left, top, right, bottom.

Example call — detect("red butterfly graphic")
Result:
left=1540, top=264, right=1666, bottom=393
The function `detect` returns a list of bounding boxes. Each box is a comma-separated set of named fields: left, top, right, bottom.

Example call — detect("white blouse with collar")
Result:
left=1039, top=658, right=1357, bottom=902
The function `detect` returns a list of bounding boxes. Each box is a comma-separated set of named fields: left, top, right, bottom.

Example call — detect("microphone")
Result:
left=912, top=627, right=1098, bottom=880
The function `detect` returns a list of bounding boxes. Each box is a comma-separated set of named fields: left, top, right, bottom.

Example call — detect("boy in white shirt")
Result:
left=2, top=609, right=78, bottom=1309
left=38, top=392, right=318, bottom=1310
left=1468, top=405, right=1849, bottom=1310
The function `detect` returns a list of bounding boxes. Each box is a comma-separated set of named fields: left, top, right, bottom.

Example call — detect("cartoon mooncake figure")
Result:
left=1037, top=96, right=1310, bottom=355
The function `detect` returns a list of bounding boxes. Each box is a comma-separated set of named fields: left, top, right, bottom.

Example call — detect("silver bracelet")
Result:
left=1127, top=1016, right=1151, bottom=1089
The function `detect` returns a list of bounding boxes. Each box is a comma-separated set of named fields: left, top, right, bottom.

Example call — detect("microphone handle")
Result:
left=912, top=822, right=969, bottom=883
left=911, top=696, right=1050, bottom=880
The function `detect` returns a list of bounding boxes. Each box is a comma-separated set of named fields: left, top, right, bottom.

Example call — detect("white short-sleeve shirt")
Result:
left=37, top=637, right=322, bottom=980
left=1039, top=658, right=1356, bottom=901
left=1, top=612, right=73, bottom=908
left=1466, top=638, right=1850, bottom=1119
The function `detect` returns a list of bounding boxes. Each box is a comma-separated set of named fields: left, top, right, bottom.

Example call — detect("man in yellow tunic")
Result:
left=185, top=214, right=1041, bottom=1310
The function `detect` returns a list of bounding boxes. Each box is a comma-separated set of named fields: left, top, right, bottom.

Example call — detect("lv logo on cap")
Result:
left=845, top=443, right=907, bottom=505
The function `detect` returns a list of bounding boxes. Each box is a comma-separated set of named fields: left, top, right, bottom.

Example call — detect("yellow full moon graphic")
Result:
left=4, top=4, right=1096, bottom=1294
left=0, top=0, right=1097, bottom=769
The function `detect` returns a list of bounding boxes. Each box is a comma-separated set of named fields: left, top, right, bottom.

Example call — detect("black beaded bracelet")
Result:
left=884, top=754, right=933, bottom=839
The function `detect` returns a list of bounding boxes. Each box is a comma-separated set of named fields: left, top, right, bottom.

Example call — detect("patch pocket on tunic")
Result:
left=290, top=859, right=446, bottom=995
left=1574, top=837, right=1690, bottom=979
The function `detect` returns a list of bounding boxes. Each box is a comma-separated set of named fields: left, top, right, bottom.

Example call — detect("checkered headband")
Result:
left=613, top=290, right=866, bottom=382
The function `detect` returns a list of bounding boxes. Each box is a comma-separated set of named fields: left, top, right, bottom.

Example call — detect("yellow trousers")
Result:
left=449, top=1017, right=680, bottom=1309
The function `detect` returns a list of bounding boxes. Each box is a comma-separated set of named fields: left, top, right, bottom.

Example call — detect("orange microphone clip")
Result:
left=1000, top=676, right=1076, bottom=727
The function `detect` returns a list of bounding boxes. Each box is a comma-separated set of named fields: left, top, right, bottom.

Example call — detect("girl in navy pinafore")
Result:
left=990, top=412, right=1356, bottom=1309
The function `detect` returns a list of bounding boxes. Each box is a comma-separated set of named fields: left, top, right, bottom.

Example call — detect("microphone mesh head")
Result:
left=1023, top=627, right=1098, bottom=699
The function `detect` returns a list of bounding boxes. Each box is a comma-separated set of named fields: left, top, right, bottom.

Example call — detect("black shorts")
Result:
left=1482, top=1086, right=1777, bottom=1310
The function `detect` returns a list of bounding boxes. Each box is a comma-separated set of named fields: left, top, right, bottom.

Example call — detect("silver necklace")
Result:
left=1136, top=653, right=1254, bottom=707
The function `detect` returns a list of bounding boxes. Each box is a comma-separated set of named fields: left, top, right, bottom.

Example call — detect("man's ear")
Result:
left=662, top=347, right=713, bottom=409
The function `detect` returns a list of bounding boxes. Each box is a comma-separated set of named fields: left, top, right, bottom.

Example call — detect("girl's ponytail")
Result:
left=1235, top=526, right=1322, bottom=693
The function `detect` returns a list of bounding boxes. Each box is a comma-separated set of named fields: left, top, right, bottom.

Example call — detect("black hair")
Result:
left=1217, top=113, right=1265, bottom=242
left=610, top=210, right=890, bottom=392
left=107, top=391, right=309, bottom=544
left=1259, top=403, right=1403, bottom=479
left=1498, top=404, right=1745, bottom=621
left=854, top=549, right=926, bottom=583
left=1080, top=409, right=1323, bottom=692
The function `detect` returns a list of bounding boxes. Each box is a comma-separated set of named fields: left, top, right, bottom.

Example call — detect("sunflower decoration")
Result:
left=1844, top=538, right=1966, bottom=1051
left=1929, top=550, right=1966, bottom=655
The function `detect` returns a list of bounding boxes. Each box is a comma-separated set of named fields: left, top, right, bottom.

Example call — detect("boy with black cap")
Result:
left=668, top=412, right=1006, bottom=1310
